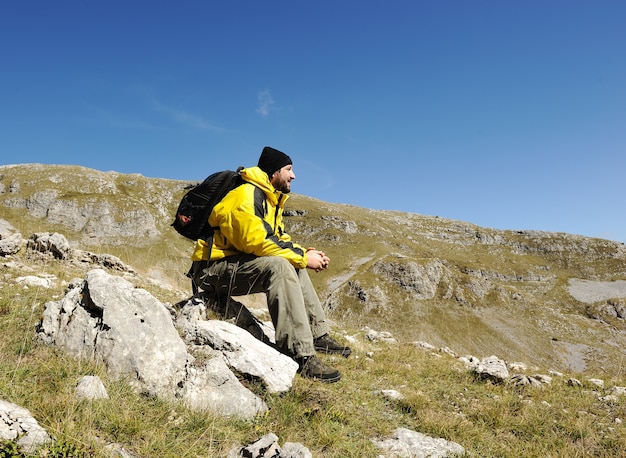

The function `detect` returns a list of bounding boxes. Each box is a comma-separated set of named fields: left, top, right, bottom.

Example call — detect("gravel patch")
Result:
left=568, top=279, right=626, bottom=304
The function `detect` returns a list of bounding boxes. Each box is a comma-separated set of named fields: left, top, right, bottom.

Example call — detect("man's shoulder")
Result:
left=220, top=181, right=265, bottom=205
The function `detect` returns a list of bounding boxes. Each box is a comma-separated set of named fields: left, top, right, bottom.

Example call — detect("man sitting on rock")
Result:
left=190, top=146, right=351, bottom=383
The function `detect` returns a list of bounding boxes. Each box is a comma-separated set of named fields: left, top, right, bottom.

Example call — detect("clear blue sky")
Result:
left=2, top=1, right=625, bottom=243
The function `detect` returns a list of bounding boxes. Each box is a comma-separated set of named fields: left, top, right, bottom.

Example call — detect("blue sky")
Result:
left=2, top=1, right=625, bottom=243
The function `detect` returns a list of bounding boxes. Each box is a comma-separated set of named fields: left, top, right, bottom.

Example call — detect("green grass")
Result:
left=1, top=269, right=625, bottom=457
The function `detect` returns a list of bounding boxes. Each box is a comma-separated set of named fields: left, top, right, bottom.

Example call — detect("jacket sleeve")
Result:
left=212, top=184, right=308, bottom=268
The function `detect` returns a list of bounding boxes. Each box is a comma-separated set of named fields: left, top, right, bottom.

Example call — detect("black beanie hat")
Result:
left=258, top=146, right=292, bottom=176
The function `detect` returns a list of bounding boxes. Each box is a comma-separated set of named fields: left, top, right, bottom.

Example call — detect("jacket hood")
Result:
left=240, top=166, right=288, bottom=206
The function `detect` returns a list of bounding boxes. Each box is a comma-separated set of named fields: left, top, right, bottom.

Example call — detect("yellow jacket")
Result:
left=191, top=166, right=308, bottom=269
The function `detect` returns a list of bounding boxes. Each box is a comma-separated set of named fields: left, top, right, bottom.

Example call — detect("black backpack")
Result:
left=172, top=167, right=244, bottom=242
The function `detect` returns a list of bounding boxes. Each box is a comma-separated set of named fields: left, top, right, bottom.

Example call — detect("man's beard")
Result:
left=274, top=177, right=291, bottom=193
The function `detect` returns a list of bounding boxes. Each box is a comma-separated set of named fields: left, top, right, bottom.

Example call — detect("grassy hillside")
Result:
left=1, top=164, right=625, bottom=456
left=1, top=258, right=625, bottom=456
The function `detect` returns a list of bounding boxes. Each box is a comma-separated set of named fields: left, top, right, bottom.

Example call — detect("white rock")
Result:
left=76, top=375, right=109, bottom=399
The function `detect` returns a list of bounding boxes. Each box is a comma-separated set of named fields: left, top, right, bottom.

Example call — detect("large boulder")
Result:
left=37, top=269, right=190, bottom=397
left=36, top=269, right=271, bottom=419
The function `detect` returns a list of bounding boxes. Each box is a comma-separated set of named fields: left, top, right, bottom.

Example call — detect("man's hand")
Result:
left=306, top=248, right=330, bottom=272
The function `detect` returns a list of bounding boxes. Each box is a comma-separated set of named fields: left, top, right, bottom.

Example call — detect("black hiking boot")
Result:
left=314, top=334, right=352, bottom=357
left=297, top=355, right=341, bottom=383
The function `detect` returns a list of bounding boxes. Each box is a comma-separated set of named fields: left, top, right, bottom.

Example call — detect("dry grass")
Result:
left=1, top=271, right=625, bottom=456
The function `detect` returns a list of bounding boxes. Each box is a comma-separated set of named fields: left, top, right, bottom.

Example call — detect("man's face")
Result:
left=270, top=164, right=296, bottom=193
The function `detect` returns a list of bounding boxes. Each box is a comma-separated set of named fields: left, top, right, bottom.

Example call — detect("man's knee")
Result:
left=264, top=256, right=297, bottom=277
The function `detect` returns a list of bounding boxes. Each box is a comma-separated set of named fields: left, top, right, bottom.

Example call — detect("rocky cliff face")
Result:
left=2, top=163, right=625, bottom=375
left=0, top=164, right=187, bottom=244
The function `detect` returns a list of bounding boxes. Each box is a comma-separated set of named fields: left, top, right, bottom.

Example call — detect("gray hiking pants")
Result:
left=193, top=254, right=330, bottom=357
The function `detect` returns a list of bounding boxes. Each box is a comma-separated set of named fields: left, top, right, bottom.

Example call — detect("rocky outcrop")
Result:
left=27, top=231, right=72, bottom=259
left=37, top=270, right=192, bottom=397
left=372, top=255, right=444, bottom=300
left=179, top=350, right=268, bottom=418
left=0, top=164, right=187, bottom=244
left=36, top=269, right=280, bottom=419
left=0, top=223, right=136, bottom=277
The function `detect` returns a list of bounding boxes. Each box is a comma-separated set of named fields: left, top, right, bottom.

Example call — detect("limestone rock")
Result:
left=372, top=257, right=444, bottom=300
left=14, top=274, right=56, bottom=288
left=474, top=355, right=509, bottom=384
left=0, top=399, right=51, bottom=454
left=36, top=268, right=269, bottom=420
left=76, top=375, right=109, bottom=400
left=372, top=427, right=465, bottom=457
left=184, top=319, right=298, bottom=394
left=227, top=433, right=312, bottom=458
left=181, top=350, right=268, bottom=419
left=37, top=269, right=190, bottom=397
left=27, top=232, right=71, bottom=259
left=0, top=219, right=23, bottom=255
